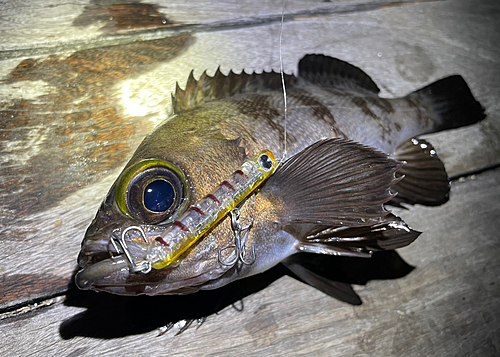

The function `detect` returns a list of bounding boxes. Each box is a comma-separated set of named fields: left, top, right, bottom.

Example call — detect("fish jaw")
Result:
left=74, top=253, right=230, bottom=295
left=76, top=185, right=296, bottom=294
left=76, top=193, right=240, bottom=295
left=77, top=191, right=124, bottom=269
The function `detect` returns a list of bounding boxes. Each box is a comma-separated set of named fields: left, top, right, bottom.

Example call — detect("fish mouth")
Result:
left=76, top=240, right=153, bottom=293
left=75, top=256, right=131, bottom=290
left=77, top=236, right=115, bottom=269
left=76, top=225, right=231, bottom=295
left=75, top=254, right=223, bottom=295
left=76, top=228, right=153, bottom=290
left=78, top=225, right=160, bottom=267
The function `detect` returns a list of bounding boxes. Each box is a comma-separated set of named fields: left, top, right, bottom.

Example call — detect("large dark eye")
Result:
left=143, top=180, right=175, bottom=213
left=116, top=159, right=191, bottom=225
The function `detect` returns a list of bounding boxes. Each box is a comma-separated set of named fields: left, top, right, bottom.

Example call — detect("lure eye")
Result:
left=116, top=159, right=191, bottom=225
left=257, top=151, right=276, bottom=172
left=259, top=154, right=272, bottom=171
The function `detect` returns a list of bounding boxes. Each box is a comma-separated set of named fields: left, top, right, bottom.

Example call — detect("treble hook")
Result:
left=111, top=226, right=152, bottom=274
left=218, top=208, right=256, bottom=267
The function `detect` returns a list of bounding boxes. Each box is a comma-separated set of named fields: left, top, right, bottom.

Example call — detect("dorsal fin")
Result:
left=171, top=68, right=298, bottom=114
left=298, top=54, right=380, bottom=95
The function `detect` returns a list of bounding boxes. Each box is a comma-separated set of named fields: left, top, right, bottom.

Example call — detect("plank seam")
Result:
left=0, top=0, right=440, bottom=60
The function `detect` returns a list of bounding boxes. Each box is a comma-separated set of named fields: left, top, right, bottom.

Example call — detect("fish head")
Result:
left=75, top=114, right=275, bottom=295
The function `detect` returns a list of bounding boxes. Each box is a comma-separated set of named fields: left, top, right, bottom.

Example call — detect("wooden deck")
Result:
left=1, top=0, right=499, bottom=355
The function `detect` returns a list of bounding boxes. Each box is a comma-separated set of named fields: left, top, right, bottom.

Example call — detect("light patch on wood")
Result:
left=116, top=65, right=177, bottom=127
left=0, top=296, right=64, bottom=320
left=422, top=119, right=500, bottom=178
left=0, top=170, right=119, bottom=280
left=0, top=126, right=50, bottom=166
left=0, top=79, right=53, bottom=105
left=0, top=1, right=105, bottom=52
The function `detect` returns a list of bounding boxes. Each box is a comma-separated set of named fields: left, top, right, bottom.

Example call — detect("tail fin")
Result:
left=392, top=76, right=485, bottom=207
left=391, top=138, right=450, bottom=207
left=409, top=75, right=485, bottom=132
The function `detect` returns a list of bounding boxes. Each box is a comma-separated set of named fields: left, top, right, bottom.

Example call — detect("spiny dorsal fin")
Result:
left=390, top=138, right=450, bottom=207
left=298, top=54, right=380, bottom=95
left=171, top=68, right=298, bottom=114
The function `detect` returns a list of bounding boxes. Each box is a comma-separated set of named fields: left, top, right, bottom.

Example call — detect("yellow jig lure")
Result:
left=122, top=150, right=277, bottom=274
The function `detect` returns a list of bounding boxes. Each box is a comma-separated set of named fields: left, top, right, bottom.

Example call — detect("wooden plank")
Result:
left=0, top=0, right=499, bottom=354
left=0, top=0, right=436, bottom=58
left=1, top=167, right=499, bottom=356
left=1, top=0, right=499, bottom=308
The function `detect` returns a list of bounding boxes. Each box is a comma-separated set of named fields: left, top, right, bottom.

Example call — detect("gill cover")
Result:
left=115, top=159, right=191, bottom=224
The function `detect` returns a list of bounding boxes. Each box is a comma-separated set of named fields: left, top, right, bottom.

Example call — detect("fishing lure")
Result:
left=114, top=150, right=277, bottom=274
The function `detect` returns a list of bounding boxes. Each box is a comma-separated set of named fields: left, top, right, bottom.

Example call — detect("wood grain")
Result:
left=0, top=0, right=437, bottom=58
left=0, top=0, right=499, bottom=355
left=1, top=168, right=498, bottom=356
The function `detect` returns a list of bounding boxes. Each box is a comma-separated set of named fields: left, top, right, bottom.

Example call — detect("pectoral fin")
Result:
left=261, top=138, right=401, bottom=227
left=260, top=139, right=420, bottom=257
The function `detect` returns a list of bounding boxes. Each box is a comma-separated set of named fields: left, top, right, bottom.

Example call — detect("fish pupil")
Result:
left=143, top=179, right=175, bottom=213
left=259, top=154, right=272, bottom=171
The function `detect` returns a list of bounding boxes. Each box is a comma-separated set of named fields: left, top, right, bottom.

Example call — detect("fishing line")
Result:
left=116, top=3, right=289, bottom=274
left=279, top=0, right=288, bottom=161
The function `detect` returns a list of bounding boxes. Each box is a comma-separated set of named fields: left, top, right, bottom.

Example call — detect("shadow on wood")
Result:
left=60, top=251, right=413, bottom=339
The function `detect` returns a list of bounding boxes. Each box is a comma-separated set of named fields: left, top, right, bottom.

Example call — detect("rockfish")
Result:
left=75, top=55, right=484, bottom=304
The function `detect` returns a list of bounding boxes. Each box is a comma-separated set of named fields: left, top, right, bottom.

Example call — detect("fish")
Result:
left=75, top=54, right=485, bottom=304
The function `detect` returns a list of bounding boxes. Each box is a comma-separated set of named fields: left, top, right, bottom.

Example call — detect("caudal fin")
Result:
left=409, top=75, right=485, bottom=132
left=392, top=76, right=485, bottom=207
left=391, top=138, right=450, bottom=207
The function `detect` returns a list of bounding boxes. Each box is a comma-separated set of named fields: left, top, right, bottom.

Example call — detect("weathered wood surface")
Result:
left=1, top=0, right=499, bottom=355
left=0, top=0, right=437, bottom=58
left=1, top=169, right=499, bottom=356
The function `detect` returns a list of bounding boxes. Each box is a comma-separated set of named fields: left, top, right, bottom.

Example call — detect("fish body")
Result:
left=76, top=55, right=484, bottom=301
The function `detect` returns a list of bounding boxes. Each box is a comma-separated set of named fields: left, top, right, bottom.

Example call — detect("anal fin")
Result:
left=284, top=261, right=362, bottom=305
left=391, top=138, right=449, bottom=207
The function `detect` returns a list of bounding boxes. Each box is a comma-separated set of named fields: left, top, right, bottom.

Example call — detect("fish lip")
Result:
left=75, top=256, right=129, bottom=290
left=89, top=284, right=201, bottom=295
left=77, top=226, right=230, bottom=294
left=78, top=238, right=114, bottom=268
left=75, top=256, right=220, bottom=294
left=78, top=228, right=152, bottom=268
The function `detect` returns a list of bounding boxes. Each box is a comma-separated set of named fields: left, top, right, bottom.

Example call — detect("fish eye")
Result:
left=143, top=179, right=175, bottom=213
left=116, top=159, right=191, bottom=224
